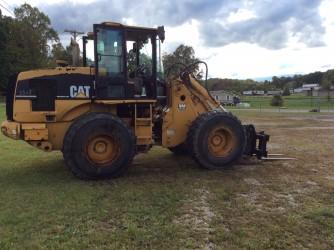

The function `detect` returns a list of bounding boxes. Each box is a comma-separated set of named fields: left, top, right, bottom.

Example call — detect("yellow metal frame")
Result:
left=2, top=66, right=223, bottom=153
left=162, top=76, right=222, bottom=147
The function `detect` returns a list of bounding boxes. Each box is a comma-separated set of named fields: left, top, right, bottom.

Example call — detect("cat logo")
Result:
left=70, top=85, right=90, bottom=98
left=178, top=103, right=186, bottom=111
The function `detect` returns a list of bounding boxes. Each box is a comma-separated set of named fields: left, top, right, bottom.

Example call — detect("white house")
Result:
left=267, top=90, right=282, bottom=95
left=293, top=88, right=304, bottom=93
left=210, top=90, right=240, bottom=105
left=312, top=85, right=334, bottom=97
left=302, top=84, right=320, bottom=91
left=254, top=90, right=265, bottom=95
left=293, top=83, right=321, bottom=96
left=242, top=90, right=253, bottom=96
left=243, top=90, right=270, bottom=96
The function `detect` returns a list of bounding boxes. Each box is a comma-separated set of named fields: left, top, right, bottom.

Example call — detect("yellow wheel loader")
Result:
left=1, top=22, right=269, bottom=179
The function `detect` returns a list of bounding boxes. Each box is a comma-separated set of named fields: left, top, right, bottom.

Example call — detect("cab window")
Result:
left=96, top=29, right=124, bottom=76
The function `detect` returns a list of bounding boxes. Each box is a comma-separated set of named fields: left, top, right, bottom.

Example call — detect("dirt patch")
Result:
left=287, top=115, right=334, bottom=122
left=325, top=176, right=334, bottom=181
left=237, top=190, right=300, bottom=214
left=282, top=126, right=334, bottom=130
left=244, top=178, right=261, bottom=186
left=174, top=188, right=216, bottom=249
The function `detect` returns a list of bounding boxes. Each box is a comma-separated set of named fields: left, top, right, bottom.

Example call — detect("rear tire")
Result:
left=187, top=111, right=246, bottom=169
left=63, top=113, right=136, bottom=180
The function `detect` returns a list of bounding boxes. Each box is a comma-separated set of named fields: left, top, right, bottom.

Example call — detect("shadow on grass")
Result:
left=0, top=148, right=267, bottom=189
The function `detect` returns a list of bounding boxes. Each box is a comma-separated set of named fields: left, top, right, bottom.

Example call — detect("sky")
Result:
left=2, top=0, right=334, bottom=80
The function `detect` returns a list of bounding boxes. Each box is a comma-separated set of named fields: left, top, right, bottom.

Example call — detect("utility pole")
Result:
left=64, top=29, right=84, bottom=66
left=64, top=29, right=84, bottom=41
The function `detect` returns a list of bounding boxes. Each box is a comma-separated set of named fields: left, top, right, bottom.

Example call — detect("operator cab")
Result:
left=83, top=22, right=165, bottom=100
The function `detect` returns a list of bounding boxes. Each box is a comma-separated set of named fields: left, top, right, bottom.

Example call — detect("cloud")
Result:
left=40, top=0, right=124, bottom=32
left=40, top=0, right=325, bottom=50
left=40, top=0, right=228, bottom=32
left=200, top=0, right=326, bottom=49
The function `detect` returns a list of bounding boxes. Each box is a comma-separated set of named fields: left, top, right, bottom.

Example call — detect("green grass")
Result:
left=237, top=94, right=334, bottom=109
left=304, top=207, right=334, bottom=237
left=1, top=106, right=334, bottom=249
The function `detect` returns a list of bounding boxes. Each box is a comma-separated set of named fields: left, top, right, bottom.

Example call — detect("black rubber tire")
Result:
left=168, top=143, right=188, bottom=155
left=63, top=113, right=136, bottom=180
left=187, top=111, right=246, bottom=169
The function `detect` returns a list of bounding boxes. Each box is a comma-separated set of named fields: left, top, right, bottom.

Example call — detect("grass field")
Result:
left=238, top=94, right=334, bottom=110
left=0, top=105, right=334, bottom=249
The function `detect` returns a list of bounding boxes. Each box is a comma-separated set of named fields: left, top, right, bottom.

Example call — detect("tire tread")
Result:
left=62, top=113, right=136, bottom=180
left=187, top=111, right=245, bottom=169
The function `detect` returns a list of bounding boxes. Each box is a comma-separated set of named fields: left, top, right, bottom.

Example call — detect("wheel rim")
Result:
left=86, top=135, right=120, bottom=166
left=208, top=126, right=236, bottom=157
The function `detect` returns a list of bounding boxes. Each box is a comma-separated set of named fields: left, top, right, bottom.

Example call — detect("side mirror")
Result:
left=133, top=43, right=137, bottom=53
left=157, top=26, right=165, bottom=43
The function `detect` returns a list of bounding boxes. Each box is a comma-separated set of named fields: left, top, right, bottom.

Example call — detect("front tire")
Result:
left=63, top=113, right=136, bottom=179
left=187, top=111, right=246, bottom=169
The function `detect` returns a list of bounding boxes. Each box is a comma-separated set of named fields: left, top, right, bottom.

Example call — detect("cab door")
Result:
left=94, top=24, right=128, bottom=99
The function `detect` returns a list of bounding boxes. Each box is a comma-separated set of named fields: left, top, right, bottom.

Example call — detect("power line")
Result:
left=0, top=0, right=14, bottom=15
left=0, top=2, right=14, bottom=17
left=0, top=0, right=11, bottom=8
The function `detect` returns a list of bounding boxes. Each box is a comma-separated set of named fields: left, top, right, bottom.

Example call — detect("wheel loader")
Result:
left=1, top=22, right=269, bottom=179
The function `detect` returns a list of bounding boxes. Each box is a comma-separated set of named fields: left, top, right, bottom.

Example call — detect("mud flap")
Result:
left=243, top=124, right=270, bottom=159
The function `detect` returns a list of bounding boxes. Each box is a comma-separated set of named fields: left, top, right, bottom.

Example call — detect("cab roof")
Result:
left=101, top=21, right=159, bottom=32
left=86, top=21, right=165, bottom=42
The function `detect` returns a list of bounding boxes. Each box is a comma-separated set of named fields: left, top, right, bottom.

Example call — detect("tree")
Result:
left=163, top=44, right=199, bottom=78
left=49, top=43, right=72, bottom=66
left=272, top=76, right=284, bottom=89
left=271, top=95, right=284, bottom=107
left=321, top=70, right=334, bottom=101
left=301, top=71, right=323, bottom=84
left=13, top=4, right=59, bottom=67
left=0, top=10, right=10, bottom=92
left=0, top=4, right=59, bottom=91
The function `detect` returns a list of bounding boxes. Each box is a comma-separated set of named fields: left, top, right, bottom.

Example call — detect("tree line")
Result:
left=0, top=4, right=71, bottom=92
left=207, top=69, right=334, bottom=94
left=161, top=43, right=334, bottom=94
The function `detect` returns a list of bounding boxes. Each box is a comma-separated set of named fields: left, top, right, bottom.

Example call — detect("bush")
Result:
left=271, top=95, right=284, bottom=107
left=282, top=87, right=291, bottom=96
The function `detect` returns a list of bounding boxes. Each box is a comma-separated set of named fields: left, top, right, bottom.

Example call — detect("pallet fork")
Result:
left=244, top=125, right=296, bottom=161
